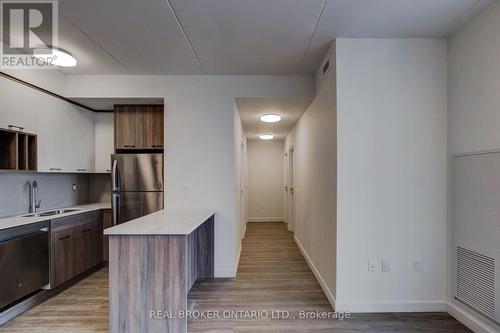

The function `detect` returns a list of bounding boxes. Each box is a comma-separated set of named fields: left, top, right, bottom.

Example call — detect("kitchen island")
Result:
left=104, top=209, right=215, bottom=333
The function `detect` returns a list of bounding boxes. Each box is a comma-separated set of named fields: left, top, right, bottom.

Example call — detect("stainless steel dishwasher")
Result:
left=0, top=221, right=49, bottom=309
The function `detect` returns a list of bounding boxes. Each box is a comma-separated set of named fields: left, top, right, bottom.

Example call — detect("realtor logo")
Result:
left=1, top=0, right=58, bottom=68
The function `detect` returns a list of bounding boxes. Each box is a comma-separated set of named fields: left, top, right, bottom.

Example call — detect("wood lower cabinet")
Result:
left=114, top=105, right=163, bottom=151
left=102, top=209, right=112, bottom=261
left=50, top=211, right=103, bottom=289
left=51, top=228, right=76, bottom=288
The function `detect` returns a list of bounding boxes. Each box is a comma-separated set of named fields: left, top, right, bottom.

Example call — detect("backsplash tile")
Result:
left=0, top=173, right=89, bottom=218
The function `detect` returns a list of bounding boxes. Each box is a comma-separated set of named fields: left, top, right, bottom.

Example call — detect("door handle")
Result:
left=111, top=159, right=118, bottom=192
left=112, top=194, right=120, bottom=226
left=8, top=124, right=25, bottom=131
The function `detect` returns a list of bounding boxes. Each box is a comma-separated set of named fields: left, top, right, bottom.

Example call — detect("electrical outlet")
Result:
left=412, top=257, right=422, bottom=272
left=368, top=259, right=376, bottom=272
left=382, top=259, right=391, bottom=272
left=72, top=184, right=77, bottom=191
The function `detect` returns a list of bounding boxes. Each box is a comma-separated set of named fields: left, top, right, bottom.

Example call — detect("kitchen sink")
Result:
left=22, top=209, right=80, bottom=218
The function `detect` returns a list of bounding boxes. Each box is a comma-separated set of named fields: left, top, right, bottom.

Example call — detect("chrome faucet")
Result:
left=29, top=181, right=41, bottom=213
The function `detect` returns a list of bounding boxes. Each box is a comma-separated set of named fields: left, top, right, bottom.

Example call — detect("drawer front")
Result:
left=51, top=211, right=99, bottom=231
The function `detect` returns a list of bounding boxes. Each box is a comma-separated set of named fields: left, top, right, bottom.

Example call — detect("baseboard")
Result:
left=248, top=217, right=284, bottom=222
left=334, top=300, right=447, bottom=313
left=294, top=236, right=336, bottom=309
left=448, top=300, right=500, bottom=333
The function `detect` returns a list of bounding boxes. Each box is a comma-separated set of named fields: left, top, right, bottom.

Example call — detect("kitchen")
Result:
left=0, top=71, right=216, bottom=331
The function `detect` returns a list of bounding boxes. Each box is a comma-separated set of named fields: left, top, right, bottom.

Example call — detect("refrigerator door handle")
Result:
left=112, top=194, right=120, bottom=226
left=111, top=159, right=119, bottom=192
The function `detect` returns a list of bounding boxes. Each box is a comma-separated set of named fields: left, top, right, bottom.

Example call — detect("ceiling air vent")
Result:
left=322, top=60, right=330, bottom=76
left=456, top=246, right=496, bottom=319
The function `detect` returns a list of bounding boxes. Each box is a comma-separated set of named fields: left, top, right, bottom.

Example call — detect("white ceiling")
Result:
left=1, top=0, right=493, bottom=75
left=236, top=97, right=313, bottom=140
left=70, top=98, right=164, bottom=111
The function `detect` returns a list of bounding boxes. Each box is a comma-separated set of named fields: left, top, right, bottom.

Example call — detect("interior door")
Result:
left=287, top=147, right=295, bottom=232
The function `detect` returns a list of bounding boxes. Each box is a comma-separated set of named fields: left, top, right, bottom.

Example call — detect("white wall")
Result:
left=448, top=1, right=500, bottom=156
left=63, top=75, right=314, bottom=277
left=285, top=42, right=337, bottom=304
left=234, top=102, right=247, bottom=260
left=247, top=140, right=284, bottom=221
left=448, top=3, right=500, bottom=332
left=336, top=39, right=447, bottom=312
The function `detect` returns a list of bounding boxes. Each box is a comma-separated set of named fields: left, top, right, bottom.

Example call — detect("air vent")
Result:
left=322, top=60, right=330, bottom=76
left=456, top=247, right=496, bottom=319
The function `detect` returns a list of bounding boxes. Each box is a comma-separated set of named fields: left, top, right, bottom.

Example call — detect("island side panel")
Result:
left=196, top=216, right=214, bottom=278
left=187, top=216, right=214, bottom=290
left=109, top=235, right=188, bottom=333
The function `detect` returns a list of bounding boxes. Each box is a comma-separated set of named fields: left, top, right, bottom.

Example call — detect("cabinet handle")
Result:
left=106, top=169, right=111, bottom=173
left=152, top=145, right=163, bottom=148
left=77, top=168, right=86, bottom=172
left=58, top=235, right=70, bottom=240
left=8, top=124, right=25, bottom=131
left=82, top=228, right=92, bottom=233
left=50, top=168, right=62, bottom=171
left=124, top=145, right=136, bottom=148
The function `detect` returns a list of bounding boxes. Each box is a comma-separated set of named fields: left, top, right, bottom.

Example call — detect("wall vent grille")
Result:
left=456, top=246, right=496, bottom=319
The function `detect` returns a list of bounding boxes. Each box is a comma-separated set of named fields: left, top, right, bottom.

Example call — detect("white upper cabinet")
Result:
left=1, top=76, right=97, bottom=174
left=67, top=105, right=95, bottom=173
left=37, top=94, right=95, bottom=173
left=94, top=113, right=114, bottom=173
left=37, top=92, right=70, bottom=172
left=0, top=76, right=37, bottom=134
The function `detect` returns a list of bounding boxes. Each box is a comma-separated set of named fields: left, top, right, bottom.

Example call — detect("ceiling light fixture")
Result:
left=259, top=134, right=274, bottom=140
left=260, top=114, right=281, bottom=123
left=33, top=47, right=77, bottom=67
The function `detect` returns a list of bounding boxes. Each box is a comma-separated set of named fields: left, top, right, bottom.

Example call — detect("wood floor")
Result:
left=0, top=222, right=471, bottom=332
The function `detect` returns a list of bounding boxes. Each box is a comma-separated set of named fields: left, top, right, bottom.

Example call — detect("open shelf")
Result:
left=27, top=135, right=37, bottom=171
left=0, top=129, right=37, bottom=171
left=0, top=130, right=17, bottom=170
left=18, top=133, right=27, bottom=170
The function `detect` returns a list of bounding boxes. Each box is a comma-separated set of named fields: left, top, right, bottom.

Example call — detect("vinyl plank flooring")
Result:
left=0, top=222, right=471, bottom=333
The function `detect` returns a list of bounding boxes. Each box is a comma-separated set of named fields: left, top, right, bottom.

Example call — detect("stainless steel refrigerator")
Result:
left=111, top=154, right=164, bottom=225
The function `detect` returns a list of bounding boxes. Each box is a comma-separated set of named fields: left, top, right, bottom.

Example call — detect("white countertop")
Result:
left=0, top=202, right=111, bottom=231
left=104, top=209, right=215, bottom=236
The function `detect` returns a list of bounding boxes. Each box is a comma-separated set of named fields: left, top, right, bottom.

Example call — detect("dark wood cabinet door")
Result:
left=102, top=210, right=112, bottom=261
left=50, top=211, right=103, bottom=289
left=74, top=222, right=101, bottom=275
left=114, top=105, right=144, bottom=149
left=51, top=228, right=75, bottom=288
left=143, top=106, right=164, bottom=149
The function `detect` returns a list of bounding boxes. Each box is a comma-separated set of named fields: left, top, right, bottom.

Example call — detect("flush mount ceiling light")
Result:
left=259, top=134, right=274, bottom=140
left=260, top=114, right=281, bottom=123
left=33, top=47, right=77, bottom=67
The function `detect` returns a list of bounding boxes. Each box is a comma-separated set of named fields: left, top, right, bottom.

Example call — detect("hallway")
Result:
left=187, top=222, right=470, bottom=332
left=0, top=223, right=471, bottom=332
